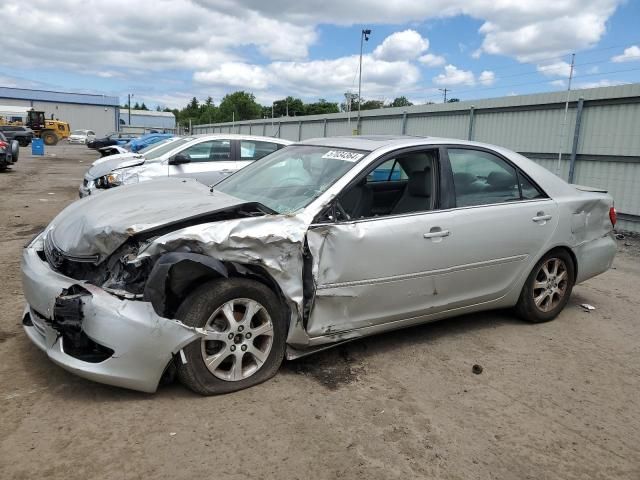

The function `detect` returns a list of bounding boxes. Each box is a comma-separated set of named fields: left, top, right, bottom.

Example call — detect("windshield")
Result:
left=139, top=137, right=176, bottom=154
left=144, top=137, right=193, bottom=160
left=215, top=145, right=368, bottom=213
left=72, top=130, right=87, bottom=135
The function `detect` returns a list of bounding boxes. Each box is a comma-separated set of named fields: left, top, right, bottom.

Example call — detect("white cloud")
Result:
left=372, top=30, right=429, bottom=61
left=549, top=79, right=566, bottom=88
left=0, top=0, right=625, bottom=103
left=433, top=65, right=475, bottom=86
left=418, top=53, right=446, bottom=67
left=478, top=70, right=495, bottom=86
left=537, top=61, right=573, bottom=77
left=194, top=54, right=421, bottom=98
left=611, top=45, right=640, bottom=63
left=193, top=63, right=271, bottom=89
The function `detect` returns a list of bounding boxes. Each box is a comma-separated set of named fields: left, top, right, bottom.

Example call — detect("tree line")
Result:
left=146, top=92, right=420, bottom=129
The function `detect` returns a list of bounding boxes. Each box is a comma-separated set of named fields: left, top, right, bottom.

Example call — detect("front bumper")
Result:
left=68, top=138, right=86, bottom=144
left=21, top=236, right=200, bottom=393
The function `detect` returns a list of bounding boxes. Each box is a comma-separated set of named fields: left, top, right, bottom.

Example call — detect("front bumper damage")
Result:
left=21, top=237, right=201, bottom=393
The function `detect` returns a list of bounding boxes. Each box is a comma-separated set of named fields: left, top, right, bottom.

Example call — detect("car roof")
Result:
left=190, top=133, right=292, bottom=144
left=297, top=135, right=429, bottom=151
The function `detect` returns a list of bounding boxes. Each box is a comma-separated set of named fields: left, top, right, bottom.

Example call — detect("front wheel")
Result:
left=516, top=250, right=575, bottom=323
left=41, top=131, right=58, bottom=146
left=176, top=278, right=287, bottom=395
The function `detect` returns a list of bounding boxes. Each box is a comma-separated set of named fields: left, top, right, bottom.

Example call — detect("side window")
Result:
left=449, top=149, right=520, bottom=207
left=181, top=140, right=231, bottom=162
left=337, top=149, right=437, bottom=220
left=519, top=174, right=545, bottom=200
left=367, top=159, right=407, bottom=182
left=240, top=140, right=279, bottom=160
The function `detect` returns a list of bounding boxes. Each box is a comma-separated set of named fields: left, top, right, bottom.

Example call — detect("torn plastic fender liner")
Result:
left=143, top=252, right=228, bottom=316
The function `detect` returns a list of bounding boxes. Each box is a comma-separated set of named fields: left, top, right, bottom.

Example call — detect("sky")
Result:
left=1, top=0, right=639, bottom=109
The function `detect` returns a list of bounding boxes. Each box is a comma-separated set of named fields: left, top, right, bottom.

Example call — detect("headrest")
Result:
left=487, top=171, right=516, bottom=188
left=454, top=172, right=476, bottom=187
left=407, top=169, right=431, bottom=197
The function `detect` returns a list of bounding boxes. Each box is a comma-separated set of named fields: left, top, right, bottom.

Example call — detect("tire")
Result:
left=516, top=249, right=575, bottom=323
left=10, top=140, right=19, bottom=162
left=41, top=131, right=58, bottom=146
left=176, top=278, right=287, bottom=395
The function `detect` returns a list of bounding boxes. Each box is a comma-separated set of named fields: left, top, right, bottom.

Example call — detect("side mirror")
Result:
left=169, top=153, right=191, bottom=165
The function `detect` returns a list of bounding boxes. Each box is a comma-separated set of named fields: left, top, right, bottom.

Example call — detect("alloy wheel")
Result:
left=532, top=258, right=569, bottom=313
left=200, top=298, right=274, bottom=381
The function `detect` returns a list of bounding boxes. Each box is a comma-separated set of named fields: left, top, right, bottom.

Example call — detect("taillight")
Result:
left=0, top=141, right=7, bottom=149
left=609, top=207, right=617, bottom=227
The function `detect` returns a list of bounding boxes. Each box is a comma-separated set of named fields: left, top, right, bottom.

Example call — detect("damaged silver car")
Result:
left=22, top=136, right=617, bottom=394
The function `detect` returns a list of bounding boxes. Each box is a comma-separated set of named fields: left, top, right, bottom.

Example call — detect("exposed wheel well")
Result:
left=157, top=259, right=291, bottom=324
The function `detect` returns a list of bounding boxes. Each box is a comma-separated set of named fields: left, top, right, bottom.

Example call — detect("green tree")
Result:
left=360, top=100, right=385, bottom=110
left=305, top=98, right=339, bottom=115
left=199, top=96, right=218, bottom=124
left=389, top=96, right=413, bottom=108
left=272, top=96, right=305, bottom=117
left=140, top=102, right=149, bottom=111
left=133, top=101, right=141, bottom=109
left=218, top=91, right=262, bottom=122
left=447, top=98, right=460, bottom=103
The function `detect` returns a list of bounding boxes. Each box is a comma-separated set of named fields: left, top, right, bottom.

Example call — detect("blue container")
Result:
left=31, top=138, right=44, bottom=156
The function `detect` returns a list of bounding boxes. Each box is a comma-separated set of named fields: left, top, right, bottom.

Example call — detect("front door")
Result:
left=168, top=139, right=236, bottom=185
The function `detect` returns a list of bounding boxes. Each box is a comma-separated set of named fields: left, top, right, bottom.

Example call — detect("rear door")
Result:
left=433, top=146, right=559, bottom=308
left=168, top=138, right=235, bottom=184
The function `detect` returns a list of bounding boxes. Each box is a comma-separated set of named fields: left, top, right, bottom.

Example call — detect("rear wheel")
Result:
left=41, top=130, right=58, bottom=146
left=176, top=278, right=287, bottom=395
left=516, top=250, right=575, bottom=323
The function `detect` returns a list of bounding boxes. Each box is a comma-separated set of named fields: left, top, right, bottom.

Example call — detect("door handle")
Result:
left=423, top=229, right=450, bottom=239
left=221, top=169, right=234, bottom=173
left=532, top=214, right=552, bottom=222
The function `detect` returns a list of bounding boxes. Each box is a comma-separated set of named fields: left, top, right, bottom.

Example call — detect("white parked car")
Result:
left=79, top=134, right=291, bottom=197
left=68, top=130, right=96, bottom=144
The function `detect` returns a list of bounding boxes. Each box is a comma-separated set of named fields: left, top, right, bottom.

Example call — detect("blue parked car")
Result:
left=126, top=133, right=175, bottom=153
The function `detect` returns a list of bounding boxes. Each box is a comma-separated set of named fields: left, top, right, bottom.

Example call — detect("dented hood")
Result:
left=48, top=178, right=247, bottom=259
left=86, top=155, right=146, bottom=180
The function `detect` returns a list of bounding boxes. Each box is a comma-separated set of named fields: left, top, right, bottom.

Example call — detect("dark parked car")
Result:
left=0, top=125, right=33, bottom=146
left=0, top=131, right=19, bottom=171
left=87, top=132, right=137, bottom=150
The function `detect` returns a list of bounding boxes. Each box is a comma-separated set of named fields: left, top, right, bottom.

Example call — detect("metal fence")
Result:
left=192, top=84, right=640, bottom=232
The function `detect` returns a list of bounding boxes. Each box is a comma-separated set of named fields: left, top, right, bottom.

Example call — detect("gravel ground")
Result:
left=1, top=145, right=639, bottom=480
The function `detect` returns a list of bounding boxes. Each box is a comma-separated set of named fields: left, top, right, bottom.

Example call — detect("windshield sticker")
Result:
left=321, top=150, right=364, bottom=162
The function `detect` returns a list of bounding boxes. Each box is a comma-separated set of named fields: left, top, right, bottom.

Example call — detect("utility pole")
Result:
left=128, top=93, right=134, bottom=125
left=555, top=53, right=576, bottom=176
left=439, top=88, right=449, bottom=103
left=286, top=98, right=289, bottom=117
left=357, top=28, right=371, bottom=135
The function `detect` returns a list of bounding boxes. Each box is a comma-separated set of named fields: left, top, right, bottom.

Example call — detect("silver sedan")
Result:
left=22, top=136, right=616, bottom=394
left=78, top=134, right=291, bottom=197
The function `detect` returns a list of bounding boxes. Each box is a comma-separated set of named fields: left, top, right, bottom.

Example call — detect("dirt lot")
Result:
left=0, top=145, right=638, bottom=479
